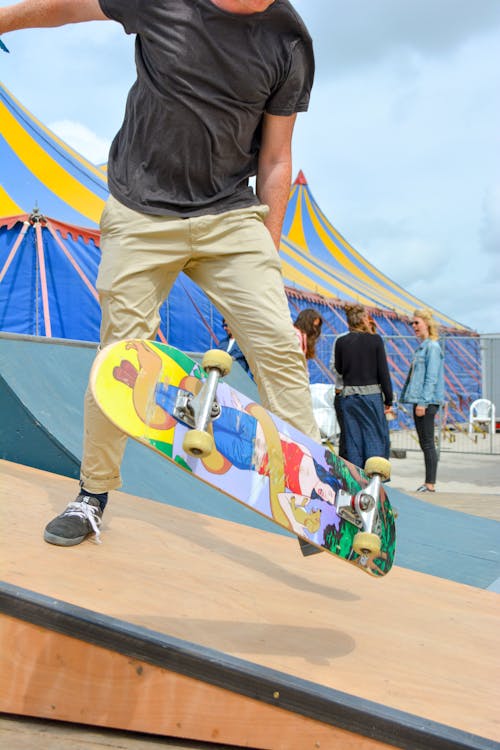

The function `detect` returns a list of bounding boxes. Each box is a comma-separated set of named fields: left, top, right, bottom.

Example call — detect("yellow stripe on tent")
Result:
left=285, top=186, right=311, bottom=254
left=281, top=258, right=373, bottom=307
left=280, top=245, right=378, bottom=306
left=1, top=83, right=107, bottom=182
left=281, top=243, right=411, bottom=317
left=0, top=101, right=105, bottom=225
left=282, top=241, right=367, bottom=301
left=0, top=185, right=23, bottom=216
left=283, top=237, right=398, bottom=305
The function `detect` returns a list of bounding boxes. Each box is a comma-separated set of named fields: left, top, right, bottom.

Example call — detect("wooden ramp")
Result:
left=1, top=460, right=499, bottom=750
left=2, top=333, right=499, bottom=590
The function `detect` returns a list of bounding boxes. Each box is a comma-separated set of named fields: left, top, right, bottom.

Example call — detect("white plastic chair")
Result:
left=310, top=383, right=338, bottom=442
left=468, top=398, right=495, bottom=434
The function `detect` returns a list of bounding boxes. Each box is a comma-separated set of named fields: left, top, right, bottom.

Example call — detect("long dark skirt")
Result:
left=341, top=393, right=390, bottom=467
left=334, top=392, right=346, bottom=458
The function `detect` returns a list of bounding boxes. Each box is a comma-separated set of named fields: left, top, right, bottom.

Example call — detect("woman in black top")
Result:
left=334, top=304, right=393, bottom=466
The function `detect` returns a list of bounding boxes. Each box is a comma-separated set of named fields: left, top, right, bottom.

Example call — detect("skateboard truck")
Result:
left=177, top=349, right=233, bottom=458
left=335, top=457, right=391, bottom=559
left=174, top=389, right=221, bottom=428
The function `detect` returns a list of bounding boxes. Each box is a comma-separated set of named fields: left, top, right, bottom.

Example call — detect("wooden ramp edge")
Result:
left=0, top=582, right=494, bottom=750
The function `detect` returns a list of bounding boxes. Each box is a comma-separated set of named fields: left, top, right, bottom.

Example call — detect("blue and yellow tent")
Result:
left=1, top=80, right=468, bottom=331
left=0, top=212, right=101, bottom=340
left=0, top=81, right=107, bottom=226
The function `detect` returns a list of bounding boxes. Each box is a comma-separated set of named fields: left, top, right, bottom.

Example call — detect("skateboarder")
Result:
left=0, top=0, right=321, bottom=545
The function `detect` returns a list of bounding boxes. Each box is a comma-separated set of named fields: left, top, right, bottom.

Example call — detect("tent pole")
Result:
left=34, top=222, right=52, bottom=337
left=46, top=221, right=99, bottom=302
left=0, top=220, right=30, bottom=283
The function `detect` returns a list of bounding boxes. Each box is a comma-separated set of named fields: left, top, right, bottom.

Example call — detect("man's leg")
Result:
left=186, top=206, right=323, bottom=559
left=185, top=206, right=322, bottom=557
left=186, top=206, right=321, bottom=442
left=44, top=197, right=191, bottom=545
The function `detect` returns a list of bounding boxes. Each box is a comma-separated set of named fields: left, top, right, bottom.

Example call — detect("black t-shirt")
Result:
left=334, top=332, right=394, bottom=407
left=98, top=0, right=314, bottom=216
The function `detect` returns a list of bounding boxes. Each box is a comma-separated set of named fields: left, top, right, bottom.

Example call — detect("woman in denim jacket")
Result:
left=400, top=309, right=444, bottom=492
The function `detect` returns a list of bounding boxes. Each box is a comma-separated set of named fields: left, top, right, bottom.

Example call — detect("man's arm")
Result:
left=256, top=112, right=297, bottom=249
left=0, top=0, right=107, bottom=35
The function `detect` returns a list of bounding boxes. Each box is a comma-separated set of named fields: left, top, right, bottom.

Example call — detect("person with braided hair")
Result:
left=334, top=304, right=393, bottom=467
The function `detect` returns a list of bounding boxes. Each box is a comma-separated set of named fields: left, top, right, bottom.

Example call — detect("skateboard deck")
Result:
left=90, top=340, right=396, bottom=577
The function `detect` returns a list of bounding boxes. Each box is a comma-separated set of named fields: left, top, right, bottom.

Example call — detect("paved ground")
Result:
left=388, top=445, right=500, bottom=593
left=389, top=431, right=499, bottom=496
left=389, top=445, right=500, bottom=522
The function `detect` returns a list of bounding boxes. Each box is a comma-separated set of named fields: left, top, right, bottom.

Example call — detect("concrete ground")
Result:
left=389, top=445, right=500, bottom=522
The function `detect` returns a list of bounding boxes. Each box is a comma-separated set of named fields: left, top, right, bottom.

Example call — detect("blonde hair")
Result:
left=413, top=309, right=439, bottom=340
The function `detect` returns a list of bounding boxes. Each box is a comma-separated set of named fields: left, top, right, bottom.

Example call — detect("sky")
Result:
left=1, top=0, right=499, bottom=333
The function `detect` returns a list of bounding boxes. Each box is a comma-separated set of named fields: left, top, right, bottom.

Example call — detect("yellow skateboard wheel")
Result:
left=353, top=532, right=381, bottom=557
left=202, top=349, right=233, bottom=376
left=364, top=456, right=391, bottom=481
left=183, top=429, right=214, bottom=458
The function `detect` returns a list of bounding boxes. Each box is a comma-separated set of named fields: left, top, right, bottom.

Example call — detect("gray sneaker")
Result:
left=44, top=494, right=103, bottom=546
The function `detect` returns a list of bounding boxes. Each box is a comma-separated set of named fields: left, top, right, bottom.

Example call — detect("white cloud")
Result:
left=292, top=10, right=500, bottom=333
left=49, top=120, right=111, bottom=164
left=295, top=0, right=500, bottom=74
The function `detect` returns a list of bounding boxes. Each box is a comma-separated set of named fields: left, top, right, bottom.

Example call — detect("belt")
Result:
left=342, top=384, right=382, bottom=397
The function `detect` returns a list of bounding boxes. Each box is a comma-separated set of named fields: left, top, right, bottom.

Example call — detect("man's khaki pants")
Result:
left=81, top=196, right=320, bottom=493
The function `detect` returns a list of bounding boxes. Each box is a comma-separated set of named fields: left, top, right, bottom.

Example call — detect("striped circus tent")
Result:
left=0, top=212, right=101, bottom=340
left=281, top=171, right=467, bottom=330
left=0, top=81, right=106, bottom=227
left=0, top=80, right=469, bottom=330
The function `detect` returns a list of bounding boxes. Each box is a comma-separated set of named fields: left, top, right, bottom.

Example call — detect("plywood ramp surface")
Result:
left=1, top=460, right=499, bottom=746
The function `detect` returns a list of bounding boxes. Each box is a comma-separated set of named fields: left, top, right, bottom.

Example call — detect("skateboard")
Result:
left=90, top=340, right=396, bottom=577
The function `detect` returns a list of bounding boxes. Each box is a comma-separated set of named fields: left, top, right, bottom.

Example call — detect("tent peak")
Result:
left=30, top=206, right=47, bottom=224
left=294, top=170, right=308, bottom=186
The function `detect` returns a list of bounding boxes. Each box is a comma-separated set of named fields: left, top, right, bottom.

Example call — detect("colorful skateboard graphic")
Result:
left=90, top=340, right=396, bottom=577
